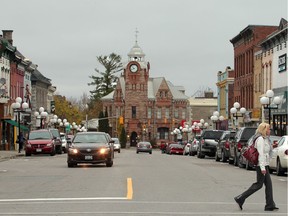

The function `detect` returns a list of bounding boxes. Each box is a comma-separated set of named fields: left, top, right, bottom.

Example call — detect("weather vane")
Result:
left=135, top=28, right=139, bottom=43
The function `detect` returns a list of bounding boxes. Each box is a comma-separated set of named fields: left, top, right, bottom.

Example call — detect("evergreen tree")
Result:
left=88, top=53, right=122, bottom=100
left=98, top=111, right=104, bottom=132
left=103, top=109, right=109, bottom=133
left=119, top=126, right=127, bottom=149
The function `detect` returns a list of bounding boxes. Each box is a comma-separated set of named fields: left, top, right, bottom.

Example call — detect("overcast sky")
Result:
left=1, top=0, right=287, bottom=99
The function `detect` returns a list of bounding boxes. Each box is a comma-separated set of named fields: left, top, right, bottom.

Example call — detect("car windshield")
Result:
left=50, top=130, right=60, bottom=138
left=203, top=131, right=223, bottom=139
left=241, top=128, right=256, bottom=140
left=29, top=131, right=52, bottom=140
left=73, top=134, right=108, bottom=143
left=112, top=138, right=120, bottom=144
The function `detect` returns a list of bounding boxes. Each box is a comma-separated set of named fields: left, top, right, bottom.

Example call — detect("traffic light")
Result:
left=119, top=116, right=124, bottom=125
left=50, top=101, right=55, bottom=113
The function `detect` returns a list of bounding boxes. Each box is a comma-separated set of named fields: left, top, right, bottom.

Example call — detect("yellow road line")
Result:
left=126, top=177, right=133, bottom=200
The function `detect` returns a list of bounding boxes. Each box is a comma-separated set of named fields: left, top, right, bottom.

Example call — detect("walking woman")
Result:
left=234, top=122, right=279, bottom=211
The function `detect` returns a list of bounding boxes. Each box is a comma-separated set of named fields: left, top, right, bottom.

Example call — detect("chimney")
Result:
left=204, top=91, right=214, bottom=98
left=2, top=30, right=13, bottom=45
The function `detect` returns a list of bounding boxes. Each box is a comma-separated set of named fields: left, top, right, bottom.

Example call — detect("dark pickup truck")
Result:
left=197, top=130, right=225, bottom=158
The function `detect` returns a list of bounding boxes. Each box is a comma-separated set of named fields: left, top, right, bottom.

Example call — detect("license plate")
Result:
left=176, top=151, right=179, bottom=153
left=36, top=148, right=42, bottom=152
left=85, top=155, right=93, bottom=160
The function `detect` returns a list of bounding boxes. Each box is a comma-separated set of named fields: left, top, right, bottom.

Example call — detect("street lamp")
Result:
left=210, top=111, right=224, bottom=130
left=260, top=89, right=281, bottom=125
left=11, top=97, right=29, bottom=143
left=230, top=102, right=246, bottom=129
left=34, top=107, right=48, bottom=129
left=85, top=104, right=88, bottom=130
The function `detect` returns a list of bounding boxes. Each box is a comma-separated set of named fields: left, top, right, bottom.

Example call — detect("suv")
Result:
left=197, top=130, right=224, bottom=158
left=229, top=127, right=257, bottom=166
left=49, top=128, right=62, bottom=154
left=215, top=130, right=236, bottom=162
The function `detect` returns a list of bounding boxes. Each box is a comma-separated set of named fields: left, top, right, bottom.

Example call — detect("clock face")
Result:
left=130, top=64, right=138, bottom=73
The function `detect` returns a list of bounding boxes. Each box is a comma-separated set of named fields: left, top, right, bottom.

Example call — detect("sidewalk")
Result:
left=0, top=150, right=24, bottom=162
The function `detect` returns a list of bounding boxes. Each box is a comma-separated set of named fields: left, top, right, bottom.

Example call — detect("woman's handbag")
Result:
left=243, top=138, right=259, bottom=165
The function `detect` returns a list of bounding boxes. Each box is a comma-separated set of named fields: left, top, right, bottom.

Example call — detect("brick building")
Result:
left=230, top=25, right=278, bottom=126
left=101, top=41, right=190, bottom=146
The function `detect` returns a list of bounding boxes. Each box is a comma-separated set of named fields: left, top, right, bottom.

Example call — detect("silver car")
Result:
left=111, top=137, right=121, bottom=153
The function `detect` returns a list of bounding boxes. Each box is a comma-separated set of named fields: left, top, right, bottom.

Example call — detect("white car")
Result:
left=112, top=138, right=121, bottom=153
left=60, top=132, right=68, bottom=153
left=183, top=143, right=191, bottom=155
left=269, top=135, right=288, bottom=176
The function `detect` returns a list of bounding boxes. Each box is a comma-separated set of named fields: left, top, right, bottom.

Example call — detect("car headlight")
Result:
left=99, top=148, right=109, bottom=154
left=47, top=143, right=52, bottom=147
left=69, top=148, right=78, bottom=154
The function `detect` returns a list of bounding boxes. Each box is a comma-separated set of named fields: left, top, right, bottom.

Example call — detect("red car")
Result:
left=25, top=129, right=56, bottom=156
left=166, top=143, right=184, bottom=155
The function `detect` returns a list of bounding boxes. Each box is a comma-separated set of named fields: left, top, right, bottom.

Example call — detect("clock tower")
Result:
left=123, top=39, right=150, bottom=146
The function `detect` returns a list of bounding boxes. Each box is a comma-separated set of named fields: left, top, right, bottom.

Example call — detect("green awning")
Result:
left=4, top=119, right=29, bottom=131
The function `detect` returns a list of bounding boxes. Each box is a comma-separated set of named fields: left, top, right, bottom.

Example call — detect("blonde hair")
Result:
left=256, top=122, right=270, bottom=138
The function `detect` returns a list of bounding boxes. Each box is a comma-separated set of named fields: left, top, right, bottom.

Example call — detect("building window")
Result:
left=148, top=107, right=152, bottom=119
left=157, top=127, right=169, bottom=139
left=182, top=110, right=186, bottom=119
left=157, top=107, right=161, bottom=119
left=132, top=106, right=136, bottom=119
left=165, top=108, right=169, bottom=119
left=174, top=108, right=178, bottom=118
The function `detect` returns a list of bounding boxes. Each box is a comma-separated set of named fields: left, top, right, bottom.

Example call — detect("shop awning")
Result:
left=4, top=119, right=29, bottom=131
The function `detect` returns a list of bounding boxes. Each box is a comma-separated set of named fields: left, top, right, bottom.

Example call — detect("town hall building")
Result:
left=101, top=40, right=190, bottom=146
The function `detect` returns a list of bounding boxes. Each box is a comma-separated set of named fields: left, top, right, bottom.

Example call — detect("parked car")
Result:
left=25, top=129, right=56, bottom=156
left=166, top=143, right=184, bottom=155
left=229, top=127, right=257, bottom=166
left=136, top=141, right=152, bottom=154
left=215, top=130, right=236, bottom=162
left=269, top=135, right=288, bottom=176
left=67, top=132, right=114, bottom=167
left=197, top=130, right=224, bottom=158
left=60, top=132, right=68, bottom=153
left=111, top=137, right=121, bottom=153
left=189, top=135, right=201, bottom=156
left=48, top=128, right=62, bottom=154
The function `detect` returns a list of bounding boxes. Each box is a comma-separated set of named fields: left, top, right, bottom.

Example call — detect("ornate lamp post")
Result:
left=260, top=89, right=281, bottom=126
left=11, top=97, right=29, bottom=148
left=230, top=102, right=246, bottom=129
left=34, top=107, right=48, bottom=129
left=210, top=111, right=224, bottom=130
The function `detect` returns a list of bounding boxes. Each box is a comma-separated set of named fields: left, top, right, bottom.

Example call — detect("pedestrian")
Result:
left=234, top=122, right=279, bottom=211
left=18, top=132, right=24, bottom=153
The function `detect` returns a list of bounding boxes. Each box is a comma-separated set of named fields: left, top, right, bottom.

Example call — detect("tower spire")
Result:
left=135, top=28, right=139, bottom=43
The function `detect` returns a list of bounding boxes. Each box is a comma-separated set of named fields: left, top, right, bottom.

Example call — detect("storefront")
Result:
left=271, top=88, right=287, bottom=136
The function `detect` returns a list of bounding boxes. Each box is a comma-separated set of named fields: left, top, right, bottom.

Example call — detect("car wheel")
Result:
left=150, top=152, right=152, bottom=154
left=276, top=159, right=284, bottom=176
left=67, top=163, right=75, bottom=168
left=221, top=151, right=227, bottom=162
left=245, top=161, right=252, bottom=170
left=50, top=150, right=56, bottom=156
left=106, top=160, right=113, bottom=167
left=118, top=149, right=120, bottom=153
left=136, top=151, right=139, bottom=154
left=215, top=152, right=220, bottom=162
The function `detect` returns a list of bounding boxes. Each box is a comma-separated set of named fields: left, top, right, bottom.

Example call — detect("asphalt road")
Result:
left=0, top=148, right=287, bottom=215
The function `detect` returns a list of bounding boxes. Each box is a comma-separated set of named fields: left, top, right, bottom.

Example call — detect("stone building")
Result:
left=101, top=41, right=190, bottom=146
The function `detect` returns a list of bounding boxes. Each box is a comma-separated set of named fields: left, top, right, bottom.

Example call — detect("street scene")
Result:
left=0, top=1, right=288, bottom=215
left=0, top=149, right=287, bottom=215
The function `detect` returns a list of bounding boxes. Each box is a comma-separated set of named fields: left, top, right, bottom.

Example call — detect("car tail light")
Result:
left=237, top=142, right=242, bottom=150
left=225, top=141, right=230, bottom=149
